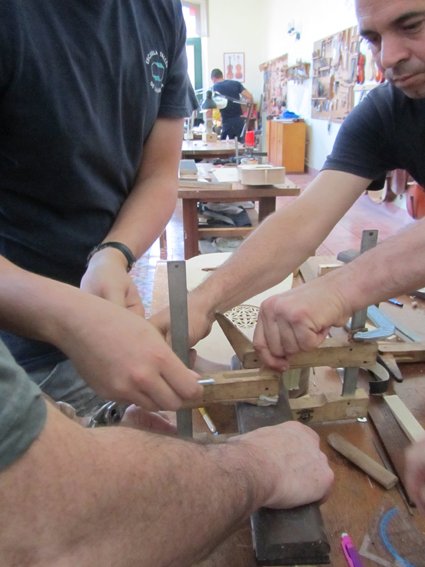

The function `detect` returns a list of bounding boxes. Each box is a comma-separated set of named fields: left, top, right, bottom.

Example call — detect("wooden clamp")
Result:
left=183, top=369, right=280, bottom=408
left=215, top=313, right=377, bottom=369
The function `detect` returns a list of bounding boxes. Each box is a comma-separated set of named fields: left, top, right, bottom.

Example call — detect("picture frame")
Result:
left=223, top=52, right=245, bottom=83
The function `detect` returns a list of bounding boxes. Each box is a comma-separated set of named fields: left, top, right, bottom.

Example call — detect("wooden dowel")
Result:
left=327, top=432, right=398, bottom=490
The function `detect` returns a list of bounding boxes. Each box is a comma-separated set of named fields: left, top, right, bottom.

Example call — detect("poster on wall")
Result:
left=259, top=53, right=289, bottom=118
left=223, top=52, right=245, bottom=83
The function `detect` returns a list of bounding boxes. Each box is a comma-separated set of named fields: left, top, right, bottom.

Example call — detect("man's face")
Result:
left=356, top=0, right=425, bottom=98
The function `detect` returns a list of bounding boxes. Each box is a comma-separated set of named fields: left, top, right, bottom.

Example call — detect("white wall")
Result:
left=205, top=0, right=358, bottom=170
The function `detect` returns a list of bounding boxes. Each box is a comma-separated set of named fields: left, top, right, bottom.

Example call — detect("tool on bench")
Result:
left=216, top=312, right=377, bottom=371
left=215, top=311, right=376, bottom=422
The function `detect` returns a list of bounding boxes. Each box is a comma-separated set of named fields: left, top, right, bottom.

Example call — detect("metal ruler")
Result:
left=167, top=260, right=193, bottom=437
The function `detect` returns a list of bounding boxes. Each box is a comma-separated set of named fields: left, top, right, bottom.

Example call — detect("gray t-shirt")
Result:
left=0, top=339, right=46, bottom=470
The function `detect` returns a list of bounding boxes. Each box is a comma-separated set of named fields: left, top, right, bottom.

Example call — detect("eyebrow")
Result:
left=359, top=10, right=425, bottom=38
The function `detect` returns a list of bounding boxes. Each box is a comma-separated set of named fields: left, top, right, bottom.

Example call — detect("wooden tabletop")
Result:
left=182, top=139, right=242, bottom=159
left=151, top=260, right=425, bottom=566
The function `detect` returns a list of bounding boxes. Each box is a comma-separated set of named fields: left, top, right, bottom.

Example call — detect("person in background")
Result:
left=0, top=257, right=334, bottom=565
left=0, top=0, right=199, bottom=416
left=210, top=68, right=254, bottom=141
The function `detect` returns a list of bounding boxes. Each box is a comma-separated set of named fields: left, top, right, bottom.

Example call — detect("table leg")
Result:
left=182, top=199, right=200, bottom=259
left=258, top=197, right=276, bottom=222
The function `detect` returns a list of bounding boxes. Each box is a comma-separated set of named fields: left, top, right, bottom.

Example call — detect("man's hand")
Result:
left=150, top=290, right=216, bottom=348
left=253, top=277, right=351, bottom=371
left=57, top=293, right=203, bottom=411
left=82, top=247, right=145, bottom=316
left=120, top=405, right=177, bottom=435
left=405, top=437, right=425, bottom=513
left=233, top=421, right=334, bottom=509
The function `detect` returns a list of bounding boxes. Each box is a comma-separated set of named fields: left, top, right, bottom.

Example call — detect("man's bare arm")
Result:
left=254, top=216, right=425, bottom=368
left=0, top=403, right=333, bottom=566
left=0, top=256, right=202, bottom=410
left=82, top=117, right=184, bottom=312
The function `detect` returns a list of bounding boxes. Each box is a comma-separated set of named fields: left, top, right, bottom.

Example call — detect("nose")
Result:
left=380, top=32, right=410, bottom=70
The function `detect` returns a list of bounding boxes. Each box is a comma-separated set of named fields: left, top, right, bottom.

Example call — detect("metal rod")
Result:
left=342, top=230, right=378, bottom=395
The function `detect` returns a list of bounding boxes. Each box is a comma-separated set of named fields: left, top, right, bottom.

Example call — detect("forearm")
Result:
left=99, top=117, right=184, bottom=259
left=0, top=404, right=268, bottom=566
left=323, top=218, right=425, bottom=314
left=0, top=256, right=88, bottom=342
left=194, top=171, right=367, bottom=316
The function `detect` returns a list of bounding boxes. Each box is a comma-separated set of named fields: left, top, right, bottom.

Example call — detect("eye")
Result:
left=400, top=17, right=425, bottom=35
left=363, top=34, right=381, bottom=50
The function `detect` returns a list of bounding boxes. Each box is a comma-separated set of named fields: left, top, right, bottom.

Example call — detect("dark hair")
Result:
left=211, top=68, right=223, bottom=80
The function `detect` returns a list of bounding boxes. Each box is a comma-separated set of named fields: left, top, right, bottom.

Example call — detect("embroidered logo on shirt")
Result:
left=146, top=50, right=168, bottom=94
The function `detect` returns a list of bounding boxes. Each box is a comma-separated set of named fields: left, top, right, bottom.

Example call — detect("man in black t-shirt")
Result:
left=211, top=68, right=253, bottom=141
left=0, top=0, right=198, bottom=414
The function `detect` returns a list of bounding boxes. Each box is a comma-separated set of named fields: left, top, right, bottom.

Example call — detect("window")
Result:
left=181, top=1, right=208, bottom=38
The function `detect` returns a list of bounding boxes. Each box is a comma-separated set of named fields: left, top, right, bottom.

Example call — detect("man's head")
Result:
left=356, top=0, right=425, bottom=98
left=210, top=68, right=224, bottom=84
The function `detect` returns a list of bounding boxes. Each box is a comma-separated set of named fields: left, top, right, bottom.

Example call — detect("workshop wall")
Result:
left=205, top=0, right=358, bottom=170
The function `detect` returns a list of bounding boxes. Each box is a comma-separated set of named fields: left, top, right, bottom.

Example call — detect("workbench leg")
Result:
left=258, top=197, right=276, bottom=222
left=182, top=200, right=200, bottom=259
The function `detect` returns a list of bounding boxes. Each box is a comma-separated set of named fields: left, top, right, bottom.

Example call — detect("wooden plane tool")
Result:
left=216, top=311, right=377, bottom=370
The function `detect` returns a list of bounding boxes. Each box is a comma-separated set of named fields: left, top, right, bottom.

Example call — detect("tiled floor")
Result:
left=134, top=171, right=415, bottom=316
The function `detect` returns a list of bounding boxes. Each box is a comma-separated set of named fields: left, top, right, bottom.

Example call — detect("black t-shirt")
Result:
left=212, top=80, right=245, bottom=120
left=323, top=82, right=425, bottom=190
left=0, top=0, right=197, bottom=369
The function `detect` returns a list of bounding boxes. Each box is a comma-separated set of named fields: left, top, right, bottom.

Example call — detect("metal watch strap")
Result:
left=87, top=241, right=136, bottom=272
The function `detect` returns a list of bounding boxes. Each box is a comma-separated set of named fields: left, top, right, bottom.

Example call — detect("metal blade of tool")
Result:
left=341, top=229, right=378, bottom=395
left=236, top=391, right=330, bottom=565
left=167, top=261, right=192, bottom=437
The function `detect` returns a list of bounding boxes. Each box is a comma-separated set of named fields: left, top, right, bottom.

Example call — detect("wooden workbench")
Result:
left=151, top=260, right=425, bottom=566
left=182, top=139, right=242, bottom=161
left=177, top=171, right=300, bottom=259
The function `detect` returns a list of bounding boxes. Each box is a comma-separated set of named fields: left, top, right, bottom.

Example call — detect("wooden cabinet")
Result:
left=266, top=120, right=307, bottom=173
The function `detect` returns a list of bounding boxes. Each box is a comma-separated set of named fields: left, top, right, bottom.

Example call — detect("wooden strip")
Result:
left=327, top=433, right=398, bottom=489
left=378, top=341, right=425, bottom=363
left=182, top=369, right=280, bottom=408
left=384, top=395, right=425, bottom=443
left=290, top=389, right=369, bottom=423
left=368, top=397, right=414, bottom=505
left=242, top=338, right=376, bottom=369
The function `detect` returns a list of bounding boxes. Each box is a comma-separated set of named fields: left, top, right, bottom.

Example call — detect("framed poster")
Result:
left=223, top=52, right=245, bottom=83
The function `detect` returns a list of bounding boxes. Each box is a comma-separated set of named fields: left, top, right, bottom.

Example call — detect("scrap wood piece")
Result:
left=327, top=432, right=398, bottom=489
left=368, top=397, right=415, bottom=505
left=236, top=389, right=330, bottom=565
left=183, top=369, right=280, bottom=408
left=384, top=395, right=425, bottom=443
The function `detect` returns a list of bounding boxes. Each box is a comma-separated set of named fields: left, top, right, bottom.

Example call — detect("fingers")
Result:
left=120, top=405, right=177, bottom=435
left=253, top=294, right=331, bottom=369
